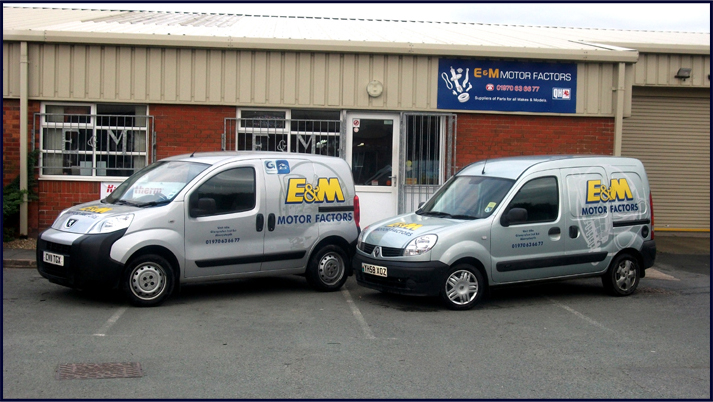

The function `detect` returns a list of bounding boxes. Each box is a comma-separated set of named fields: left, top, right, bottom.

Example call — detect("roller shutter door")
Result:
left=621, top=88, right=710, bottom=231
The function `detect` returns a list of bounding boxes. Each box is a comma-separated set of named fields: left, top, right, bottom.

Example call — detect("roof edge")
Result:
left=2, top=30, right=640, bottom=63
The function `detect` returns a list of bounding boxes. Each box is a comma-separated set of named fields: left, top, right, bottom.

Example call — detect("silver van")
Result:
left=353, top=155, right=656, bottom=310
left=37, top=152, right=360, bottom=306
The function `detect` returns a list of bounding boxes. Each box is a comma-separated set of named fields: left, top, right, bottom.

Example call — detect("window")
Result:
left=504, top=176, right=559, bottom=223
left=189, top=167, right=256, bottom=217
left=39, top=103, right=151, bottom=178
left=233, top=109, right=340, bottom=157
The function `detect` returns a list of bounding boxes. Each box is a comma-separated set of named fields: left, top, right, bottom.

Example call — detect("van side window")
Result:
left=505, top=176, right=559, bottom=223
left=190, top=167, right=256, bottom=217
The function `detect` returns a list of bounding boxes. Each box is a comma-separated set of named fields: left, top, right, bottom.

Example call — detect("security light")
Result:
left=675, top=68, right=692, bottom=80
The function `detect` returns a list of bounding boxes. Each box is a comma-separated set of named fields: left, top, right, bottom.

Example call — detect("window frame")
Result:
left=38, top=102, right=151, bottom=181
left=504, top=175, right=560, bottom=224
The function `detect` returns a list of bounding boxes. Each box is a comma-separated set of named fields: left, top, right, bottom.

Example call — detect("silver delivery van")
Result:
left=37, top=152, right=360, bottom=307
left=353, top=155, right=656, bottom=310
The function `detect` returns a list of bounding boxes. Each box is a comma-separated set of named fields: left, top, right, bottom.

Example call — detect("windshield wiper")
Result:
left=419, top=211, right=453, bottom=218
left=450, top=214, right=478, bottom=220
left=113, top=199, right=142, bottom=207
left=139, top=200, right=171, bottom=208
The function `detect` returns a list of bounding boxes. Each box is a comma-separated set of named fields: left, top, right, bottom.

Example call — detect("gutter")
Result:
left=20, top=41, right=29, bottom=236
left=3, top=30, right=641, bottom=63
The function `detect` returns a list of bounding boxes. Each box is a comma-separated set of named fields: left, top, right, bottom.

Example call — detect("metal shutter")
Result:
left=622, top=89, right=710, bottom=231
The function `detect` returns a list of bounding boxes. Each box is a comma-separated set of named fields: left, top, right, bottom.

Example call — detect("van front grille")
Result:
left=46, top=241, right=72, bottom=255
left=359, top=243, right=403, bottom=257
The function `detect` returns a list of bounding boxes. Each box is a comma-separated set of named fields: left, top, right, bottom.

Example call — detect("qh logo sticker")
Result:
left=553, top=88, right=571, bottom=100
left=264, top=160, right=278, bottom=175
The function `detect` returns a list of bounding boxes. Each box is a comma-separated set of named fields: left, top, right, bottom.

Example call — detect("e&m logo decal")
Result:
left=286, top=178, right=345, bottom=204
left=387, top=222, right=423, bottom=231
left=79, top=206, right=113, bottom=214
left=582, top=179, right=639, bottom=216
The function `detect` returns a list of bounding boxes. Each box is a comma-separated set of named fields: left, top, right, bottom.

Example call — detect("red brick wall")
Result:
left=2, top=100, right=41, bottom=187
left=151, top=104, right=235, bottom=159
left=38, top=181, right=100, bottom=230
left=455, top=114, right=614, bottom=169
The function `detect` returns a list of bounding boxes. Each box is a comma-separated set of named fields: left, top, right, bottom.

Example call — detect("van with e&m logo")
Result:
left=354, top=155, right=656, bottom=310
left=37, top=152, right=360, bottom=307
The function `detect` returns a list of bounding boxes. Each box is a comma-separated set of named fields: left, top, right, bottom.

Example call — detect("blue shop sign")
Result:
left=437, top=59, right=577, bottom=113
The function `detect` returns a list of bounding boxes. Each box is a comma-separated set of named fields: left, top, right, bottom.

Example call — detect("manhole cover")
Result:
left=55, top=362, right=143, bottom=380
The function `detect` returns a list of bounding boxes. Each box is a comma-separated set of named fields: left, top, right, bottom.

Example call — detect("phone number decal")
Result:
left=512, top=241, right=544, bottom=249
left=206, top=238, right=241, bottom=245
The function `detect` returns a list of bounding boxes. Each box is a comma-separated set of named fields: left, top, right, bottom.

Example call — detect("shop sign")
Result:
left=437, top=58, right=577, bottom=113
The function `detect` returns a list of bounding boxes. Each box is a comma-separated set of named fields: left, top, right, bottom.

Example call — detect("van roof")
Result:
left=458, top=155, right=640, bottom=180
left=160, top=151, right=339, bottom=165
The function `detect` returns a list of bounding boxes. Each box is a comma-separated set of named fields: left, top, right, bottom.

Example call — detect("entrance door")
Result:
left=346, top=113, right=400, bottom=226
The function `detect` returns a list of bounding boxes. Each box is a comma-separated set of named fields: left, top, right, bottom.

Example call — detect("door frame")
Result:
left=345, top=111, right=400, bottom=225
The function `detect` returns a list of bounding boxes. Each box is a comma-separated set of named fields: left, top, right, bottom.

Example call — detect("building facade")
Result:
left=3, top=6, right=710, bottom=234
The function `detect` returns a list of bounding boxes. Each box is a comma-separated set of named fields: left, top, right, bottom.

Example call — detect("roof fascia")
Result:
left=3, top=30, right=640, bottom=63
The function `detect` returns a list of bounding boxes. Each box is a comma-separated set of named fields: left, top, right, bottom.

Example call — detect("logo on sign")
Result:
left=264, top=160, right=278, bottom=174
left=553, top=88, right=571, bottom=100
left=486, top=84, right=495, bottom=91
left=285, top=177, right=345, bottom=204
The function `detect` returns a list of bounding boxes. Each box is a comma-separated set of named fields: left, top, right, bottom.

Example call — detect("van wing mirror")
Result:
left=501, top=207, right=528, bottom=227
left=191, top=197, right=216, bottom=217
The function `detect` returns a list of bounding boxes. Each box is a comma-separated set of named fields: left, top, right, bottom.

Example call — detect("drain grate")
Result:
left=55, top=362, right=143, bottom=380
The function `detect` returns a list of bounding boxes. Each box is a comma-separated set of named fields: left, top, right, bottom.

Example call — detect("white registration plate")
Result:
left=362, top=263, right=387, bottom=278
left=43, top=251, right=64, bottom=267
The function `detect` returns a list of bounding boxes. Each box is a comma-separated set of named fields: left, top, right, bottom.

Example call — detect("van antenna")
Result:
left=481, top=159, right=487, bottom=174
left=190, top=151, right=196, bottom=157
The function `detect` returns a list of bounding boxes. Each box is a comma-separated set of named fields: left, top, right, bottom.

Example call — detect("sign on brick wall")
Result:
left=437, top=59, right=577, bottom=114
left=101, top=182, right=125, bottom=199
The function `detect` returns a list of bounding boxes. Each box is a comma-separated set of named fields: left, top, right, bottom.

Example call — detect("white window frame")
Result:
left=39, top=102, right=150, bottom=181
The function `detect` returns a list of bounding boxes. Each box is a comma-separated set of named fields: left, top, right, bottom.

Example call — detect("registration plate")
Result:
left=43, top=251, right=64, bottom=267
left=362, top=263, right=387, bottom=277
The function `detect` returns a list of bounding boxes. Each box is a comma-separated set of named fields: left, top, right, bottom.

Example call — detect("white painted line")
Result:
left=93, top=307, right=128, bottom=337
left=546, top=297, right=615, bottom=333
left=646, top=267, right=680, bottom=281
left=341, top=288, right=376, bottom=339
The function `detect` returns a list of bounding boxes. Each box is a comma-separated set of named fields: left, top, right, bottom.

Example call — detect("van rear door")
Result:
left=562, top=167, right=611, bottom=275
left=260, top=158, right=318, bottom=271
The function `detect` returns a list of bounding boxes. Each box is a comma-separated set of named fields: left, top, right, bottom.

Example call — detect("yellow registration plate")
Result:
left=362, top=263, right=387, bottom=277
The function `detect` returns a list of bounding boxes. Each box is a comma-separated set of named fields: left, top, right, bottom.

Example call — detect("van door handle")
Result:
left=569, top=226, right=579, bottom=238
left=268, top=213, right=276, bottom=232
left=548, top=227, right=561, bottom=236
left=256, top=214, right=264, bottom=232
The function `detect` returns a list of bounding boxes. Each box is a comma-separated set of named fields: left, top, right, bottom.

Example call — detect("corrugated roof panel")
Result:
left=3, top=6, right=708, bottom=56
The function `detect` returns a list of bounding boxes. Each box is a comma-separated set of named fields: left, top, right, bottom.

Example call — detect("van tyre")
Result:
left=306, top=245, right=348, bottom=291
left=440, top=264, right=484, bottom=310
left=123, top=254, right=175, bottom=307
left=602, top=253, right=640, bottom=296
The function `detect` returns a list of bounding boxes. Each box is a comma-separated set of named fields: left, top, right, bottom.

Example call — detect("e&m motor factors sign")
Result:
left=437, top=59, right=577, bottom=113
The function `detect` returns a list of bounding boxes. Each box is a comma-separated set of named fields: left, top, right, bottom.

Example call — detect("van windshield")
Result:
left=104, top=161, right=210, bottom=207
left=417, top=176, right=515, bottom=219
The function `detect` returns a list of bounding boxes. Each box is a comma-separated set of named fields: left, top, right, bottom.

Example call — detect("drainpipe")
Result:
left=19, top=41, right=29, bottom=236
left=613, top=62, right=625, bottom=156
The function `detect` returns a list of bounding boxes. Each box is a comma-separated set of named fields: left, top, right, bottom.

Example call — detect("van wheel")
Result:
left=306, top=245, right=348, bottom=292
left=123, top=254, right=174, bottom=307
left=440, top=264, right=484, bottom=310
left=602, top=253, right=640, bottom=296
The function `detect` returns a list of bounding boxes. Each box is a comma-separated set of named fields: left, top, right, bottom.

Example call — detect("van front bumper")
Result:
left=36, top=229, right=127, bottom=291
left=353, top=252, right=449, bottom=296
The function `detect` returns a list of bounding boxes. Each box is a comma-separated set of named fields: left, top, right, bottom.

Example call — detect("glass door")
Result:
left=346, top=112, right=400, bottom=226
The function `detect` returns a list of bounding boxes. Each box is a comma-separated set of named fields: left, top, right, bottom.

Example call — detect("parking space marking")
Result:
left=646, top=267, right=680, bottom=281
left=341, top=288, right=376, bottom=339
left=546, top=297, right=615, bottom=333
left=93, top=307, right=128, bottom=337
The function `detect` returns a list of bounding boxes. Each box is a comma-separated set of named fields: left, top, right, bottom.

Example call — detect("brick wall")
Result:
left=455, top=114, right=614, bottom=169
left=151, top=104, right=236, bottom=159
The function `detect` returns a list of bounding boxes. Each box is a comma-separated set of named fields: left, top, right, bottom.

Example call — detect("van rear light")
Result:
left=649, top=192, right=655, bottom=240
left=354, top=195, right=361, bottom=230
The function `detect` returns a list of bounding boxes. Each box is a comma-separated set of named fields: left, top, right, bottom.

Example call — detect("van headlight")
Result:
left=88, top=214, right=134, bottom=234
left=403, top=235, right=437, bottom=256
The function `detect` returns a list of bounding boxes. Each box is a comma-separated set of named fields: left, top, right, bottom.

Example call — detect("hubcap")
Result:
left=318, top=252, right=344, bottom=286
left=130, top=263, right=166, bottom=301
left=445, top=270, right=478, bottom=305
left=615, top=259, right=636, bottom=291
